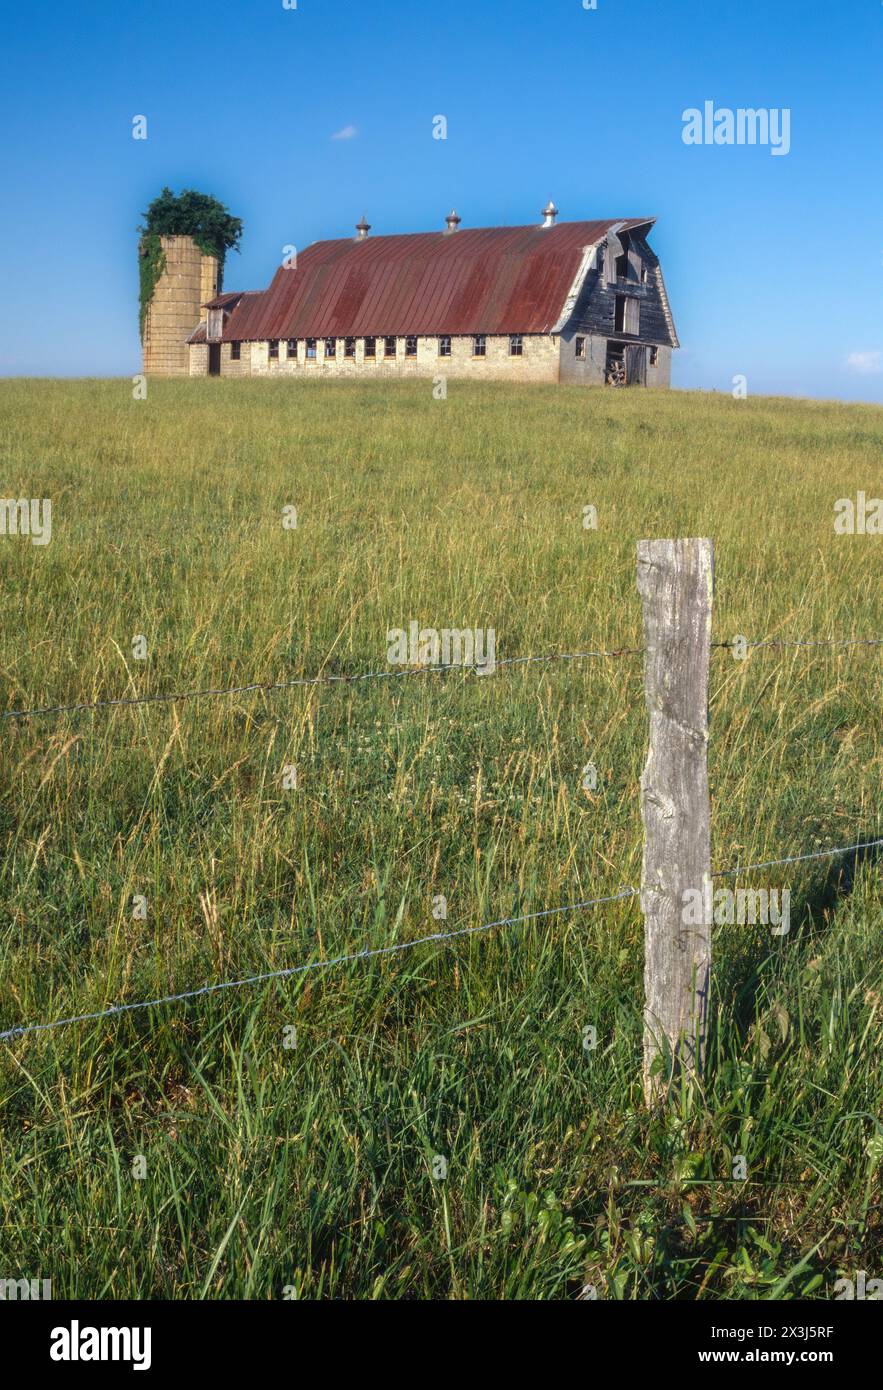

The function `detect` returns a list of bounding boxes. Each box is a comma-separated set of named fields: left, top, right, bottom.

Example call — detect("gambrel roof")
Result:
left=217, top=219, right=655, bottom=341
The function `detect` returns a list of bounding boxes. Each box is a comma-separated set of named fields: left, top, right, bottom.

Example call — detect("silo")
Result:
left=142, top=235, right=219, bottom=375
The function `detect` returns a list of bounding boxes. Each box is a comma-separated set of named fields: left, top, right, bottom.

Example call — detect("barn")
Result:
left=179, top=205, right=678, bottom=387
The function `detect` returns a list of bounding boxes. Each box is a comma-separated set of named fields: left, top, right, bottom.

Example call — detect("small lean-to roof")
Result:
left=203, top=290, right=254, bottom=310
left=188, top=290, right=261, bottom=344
left=222, top=219, right=653, bottom=340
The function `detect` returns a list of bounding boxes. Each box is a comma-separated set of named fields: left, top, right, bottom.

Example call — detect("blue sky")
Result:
left=1, top=0, right=881, bottom=400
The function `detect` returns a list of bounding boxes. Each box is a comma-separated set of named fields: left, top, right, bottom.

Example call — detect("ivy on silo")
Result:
left=138, top=232, right=166, bottom=341
left=138, top=187, right=243, bottom=341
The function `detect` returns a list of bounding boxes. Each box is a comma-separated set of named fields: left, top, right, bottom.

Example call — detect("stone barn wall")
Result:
left=189, top=334, right=561, bottom=383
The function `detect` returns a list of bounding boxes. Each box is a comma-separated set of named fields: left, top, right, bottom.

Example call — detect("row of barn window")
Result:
left=229, top=334, right=527, bottom=362
left=227, top=297, right=645, bottom=362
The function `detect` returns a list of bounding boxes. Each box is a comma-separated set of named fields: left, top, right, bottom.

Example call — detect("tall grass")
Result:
left=0, top=377, right=881, bottom=1298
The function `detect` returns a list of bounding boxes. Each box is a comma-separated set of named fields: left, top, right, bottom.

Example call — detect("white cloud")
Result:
left=331, top=124, right=358, bottom=141
left=845, top=350, right=883, bottom=375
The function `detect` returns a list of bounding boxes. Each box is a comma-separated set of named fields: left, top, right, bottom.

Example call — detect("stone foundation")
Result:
left=189, top=343, right=209, bottom=376
left=188, top=331, right=673, bottom=386
left=558, top=331, right=672, bottom=387
left=192, top=334, right=560, bottom=382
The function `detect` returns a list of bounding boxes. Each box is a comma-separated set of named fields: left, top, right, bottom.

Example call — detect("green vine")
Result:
left=138, top=187, right=243, bottom=341
left=138, top=232, right=166, bottom=341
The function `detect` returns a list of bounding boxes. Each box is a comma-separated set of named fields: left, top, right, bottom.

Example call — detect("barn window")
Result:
left=649, top=345, right=659, bottom=366
left=364, top=336, right=376, bottom=358
left=509, top=334, right=523, bottom=356
left=268, top=339, right=280, bottom=359
left=344, top=337, right=356, bottom=358
left=575, top=336, right=585, bottom=359
left=286, top=338, right=298, bottom=358
left=306, top=338, right=317, bottom=359
left=405, top=335, right=418, bottom=357
left=614, top=296, right=640, bottom=335
left=384, top=335, right=397, bottom=357
left=325, top=337, right=336, bottom=358
left=472, top=334, right=486, bottom=357
left=615, top=253, right=630, bottom=282
left=230, top=341, right=241, bottom=361
left=438, top=335, right=451, bottom=356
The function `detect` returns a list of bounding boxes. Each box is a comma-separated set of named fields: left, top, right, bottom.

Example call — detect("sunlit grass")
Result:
left=0, top=377, right=881, bottom=1298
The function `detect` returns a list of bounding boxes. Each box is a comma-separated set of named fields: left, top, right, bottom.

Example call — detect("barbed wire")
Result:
left=713, top=838, right=883, bottom=878
left=0, top=649, right=642, bottom=722
left=726, top=638, right=883, bottom=653
left=2, top=635, right=881, bottom=723
left=0, top=887, right=636, bottom=1044
left=1, top=836, right=879, bottom=1047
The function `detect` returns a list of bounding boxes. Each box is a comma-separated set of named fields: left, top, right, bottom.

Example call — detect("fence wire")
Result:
left=1, top=836, right=880, bottom=1047
left=1, top=649, right=641, bottom=722
left=0, top=888, right=637, bottom=1044
left=2, top=635, right=881, bottom=723
left=1, top=623, right=881, bottom=1041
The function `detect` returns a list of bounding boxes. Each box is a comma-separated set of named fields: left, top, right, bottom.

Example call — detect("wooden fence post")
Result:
left=637, top=538, right=714, bottom=1103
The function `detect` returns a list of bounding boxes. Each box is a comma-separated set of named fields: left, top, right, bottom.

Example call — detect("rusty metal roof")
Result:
left=203, top=291, right=253, bottom=310
left=222, top=219, right=652, bottom=341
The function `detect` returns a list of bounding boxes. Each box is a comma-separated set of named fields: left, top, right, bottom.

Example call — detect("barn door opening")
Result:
left=208, top=343, right=221, bottom=376
left=605, top=340, right=629, bottom=386
left=625, top=344, right=647, bottom=386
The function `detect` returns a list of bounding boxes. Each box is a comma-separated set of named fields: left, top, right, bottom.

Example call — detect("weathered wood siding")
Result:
left=567, top=233, right=676, bottom=350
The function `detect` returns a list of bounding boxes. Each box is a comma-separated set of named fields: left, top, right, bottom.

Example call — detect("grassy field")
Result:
left=0, top=377, right=881, bottom=1299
